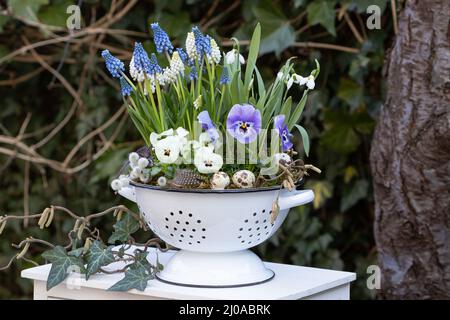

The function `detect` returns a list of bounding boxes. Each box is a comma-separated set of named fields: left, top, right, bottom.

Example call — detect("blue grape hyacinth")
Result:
left=150, top=23, right=173, bottom=53
left=192, top=26, right=212, bottom=58
left=119, top=77, right=133, bottom=97
left=149, top=53, right=163, bottom=75
left=220, top=67, right=230, bottom=85
left=132, top=42, right=151, bottom=73
left=101, top=50, right=124, bottom=78
left=176, top=48, right=188, bottom=64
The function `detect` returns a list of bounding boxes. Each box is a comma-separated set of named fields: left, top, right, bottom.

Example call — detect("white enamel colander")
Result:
left=118, top=183, right=314, bottom=288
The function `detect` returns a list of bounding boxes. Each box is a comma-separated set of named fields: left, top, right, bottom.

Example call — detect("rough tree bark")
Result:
left=370, top=0, right=450, bottom=299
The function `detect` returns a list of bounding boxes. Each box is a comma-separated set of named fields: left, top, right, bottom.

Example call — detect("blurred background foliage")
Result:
left=0, top=0, right=394, bottom=299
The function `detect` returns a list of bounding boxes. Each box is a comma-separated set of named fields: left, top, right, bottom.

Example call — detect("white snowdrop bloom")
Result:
left=208, top=38, right=221, bottom=64
left=306, top=75, right=315, bottom=90
left=129, top=152, right=139, bottom=165
left=194, top=147, right=223, bottom=174
left=193, top=95, right=202, bottom=109
left=199, top=132, right=215, bottom=150
left=157, top=176, right=167, bottom=187
left=130, top=167, right=142, bottom=179
left=181, top=140, right=201, bottom=163
left=239, top=53, right=245, bottom=64
left=154, top=136, right=182, bottom=164
left=277, top=71, right=284, bottom=81
left=225, top=49, right=246, bottom=65
left=137, top=157, right=149, bottom=169
left=110, top=179, right=121, bottom=191
left=287, top=76, right=294, bottom=90
left=186, top=32, right=198, bottom=60
left=150, top=129, right=174, bottom=146
left=129, top=57, right=146, bottom=82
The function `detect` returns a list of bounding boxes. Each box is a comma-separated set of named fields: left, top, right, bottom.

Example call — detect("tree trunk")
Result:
left=370, top=0, right=450, bottom=299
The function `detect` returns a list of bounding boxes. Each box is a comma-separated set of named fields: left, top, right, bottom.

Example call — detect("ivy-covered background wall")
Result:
left=0, top=0, right=393, bottom=299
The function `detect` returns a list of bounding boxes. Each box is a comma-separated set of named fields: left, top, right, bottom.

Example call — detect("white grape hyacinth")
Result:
left=129, top=57, right=146, bottom=83
left=186, top=32, right=198, bottom=60
left=194, top=147, right=223, bottom=174
left=208, top=37, right=221, bottom=64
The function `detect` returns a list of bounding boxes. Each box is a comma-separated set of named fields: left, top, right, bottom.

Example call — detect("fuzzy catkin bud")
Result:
left=17, top=242, right=30, bottom=260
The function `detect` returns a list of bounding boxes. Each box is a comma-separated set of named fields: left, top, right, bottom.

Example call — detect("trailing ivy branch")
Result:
left=0, top=205, right=169, bottom=292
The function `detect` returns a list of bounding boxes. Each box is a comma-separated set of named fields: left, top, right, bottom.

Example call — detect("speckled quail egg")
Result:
left=210, top=172, right=230, bottom=190
left=232, top=170, right=255, bottom=189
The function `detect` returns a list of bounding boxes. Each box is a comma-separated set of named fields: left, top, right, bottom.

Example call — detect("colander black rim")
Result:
left=130, top=181, right=281, bottom=194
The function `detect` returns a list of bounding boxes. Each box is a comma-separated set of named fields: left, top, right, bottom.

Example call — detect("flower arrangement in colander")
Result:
left=102, top=23, right=321, bottom=193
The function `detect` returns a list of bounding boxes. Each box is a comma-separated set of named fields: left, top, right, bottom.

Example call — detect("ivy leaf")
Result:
left=253, top=1, right=296, bottom=56
left=85, top=240, right=115, bottom=280
left=9, top=0, right=49, bottom=22
left=108, top=265, right=153, bottom=292
left=307, top=1, right=336, bottom=36
left=337, top=78, right=363, bottom=110
left=41, top=246, right=85, bottom=290
left=108, top=213, right=140, bottom=244
left=340, top=179, right=369, bottom=211
left=38, top=0, right=74, bottom=27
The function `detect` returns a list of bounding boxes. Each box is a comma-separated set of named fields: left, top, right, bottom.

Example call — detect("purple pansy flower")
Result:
left=197, top=111, right=219, bottom=143
left=274, top=114, right=293, bottom=151
left=226, top=104, right=261, bottom=144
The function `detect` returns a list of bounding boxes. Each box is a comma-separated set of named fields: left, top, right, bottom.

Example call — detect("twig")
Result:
left=391, top=0, right=398, bottom=34
left=344, top=12, right=364, bottom=44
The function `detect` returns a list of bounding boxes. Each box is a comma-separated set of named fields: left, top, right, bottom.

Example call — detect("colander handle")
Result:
left=278, top=189, right=314, bottom=210
left=117, top=186, right=137, bottom=203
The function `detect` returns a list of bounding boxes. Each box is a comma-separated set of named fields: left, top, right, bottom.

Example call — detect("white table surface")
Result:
left=21, top=248, right=356, bottom=300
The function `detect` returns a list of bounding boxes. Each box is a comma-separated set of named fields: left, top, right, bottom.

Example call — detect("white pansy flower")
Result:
left=129, top=152, right=139, bottom=165
left=137, top=157, right=149, bottom=169
left=199, top=132, right=215, bottom=150
left=194, top=147, right=223, bottom=174
left=193, top=95, right=202, bottom=109
left=150, top=129, right=174, bottom=146
left=208, top=38, right=221, bottom=64
left=186, top=32, right=197, bottom=60
left=111, top=179, right=121, bottom=191
left=154, top=136, right=181, bottom=164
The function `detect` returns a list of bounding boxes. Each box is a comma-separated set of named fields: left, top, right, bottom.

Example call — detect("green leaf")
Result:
left=108, top=265, right=153, bottom=292
left=9, top=0, right=49, bottom=21
left=288, top=90, right=309, bottom=130
left=108, top=213, right=140, bottom=244
left=0, top=15, right=10, bottom=32
left=307, top=1, right=336, bottom=36
left=294, top=124, right=310, bottom=157
left=337, top=78, right=363, bottom=110
left=85, top=241, right=115, bottom=280
left=253, top=2, right=296, bottom=56
left=244, top=23, right=261, bottom=93
left=41, top=246, right=85, bottom=290
left=340, top=179, right=369, bottom=211
left=38, top=0, right=74, bottom=27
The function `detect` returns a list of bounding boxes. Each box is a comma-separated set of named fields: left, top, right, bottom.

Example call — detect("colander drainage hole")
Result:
left=179, top=210, right=183, bottom=214
left=244, top=219, right=248, bottom=223
left=255, top=220, right=259, bottom=224
left=189, top=242, right=192, bottom=245
left=241, top=240, right=245, bottom=243
left=182, top=228, right=186, bottom=231
left=197, top=241, right=200, bottom=244
left=170, top=233, right=174, bottom=237
left=202, top=236, right=206, bottom=239
left=197, top=220, right=201, bottom=223
left=239, top=228, right=243, bottom=231
left=188, top=213, right=193, bottom=217
left=180, top=234, right=184, bottom=238
left=174, top=227, right=177, bottom=231
left=262, top=209, right=266, bottom=213
left=165, top=226, right=169, bottom=229
left=253, top=213, right=257, bottom=216
left=202, top=228, right=206, bottom=231
left=165, top=218, right=169, bottom=221
left=176, top=221, right=180, bottom=224
left=170, top=212, right=174, bottom=216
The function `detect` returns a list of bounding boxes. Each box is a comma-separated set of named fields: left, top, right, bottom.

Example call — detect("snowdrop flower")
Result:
left=293, top=74, right=315, bottom=90
left=225, top=49, right=245, bottom=65
left=186, top=32, right=198, bottom=60
left=286, top=75, right=294, bottom=90
left=193, top=95, right=202, bottom=109
left=129, top=152, right=140, bottom=165
left=305, top=75, right=315, bottom=90
left=207, top=37, right=221, bottom=64
left=194, top=147, right=223, bottom=174
left=157, top=176, right=167, bottom=187
left=276, top=71, right=284, bottom=81
left=119, top=77, right=133, bottom=97
left=154, top=136, right=181, bottom=164
left=110, top=179, right=121, bottom=191
left=150, top=22, right=173, bottom=53
left=137, top=157, right=149, bottom=169
left=101, top=50, right=124, bottom=78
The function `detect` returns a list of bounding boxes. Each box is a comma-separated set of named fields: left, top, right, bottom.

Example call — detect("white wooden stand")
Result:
left=21, top=248, right=356, bottom=300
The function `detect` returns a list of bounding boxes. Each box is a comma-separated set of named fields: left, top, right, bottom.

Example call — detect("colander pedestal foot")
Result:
left=156, top=249, right=274, bottom=288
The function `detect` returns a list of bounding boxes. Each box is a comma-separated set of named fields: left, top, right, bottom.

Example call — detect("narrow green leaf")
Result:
left=244, top=23, right=261, bottom=93
left=288, top=90, right=309, bottom=130
left=294, top=124, right=310, bottom=157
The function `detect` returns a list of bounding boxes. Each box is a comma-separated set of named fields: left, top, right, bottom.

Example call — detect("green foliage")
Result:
left=85, top=240, right=115, bottom=280
left=108, top=213, right=140, bottom=244
left=0, top=0, right=391, bottom=299
left=108, top=264, right=154, bottom=292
